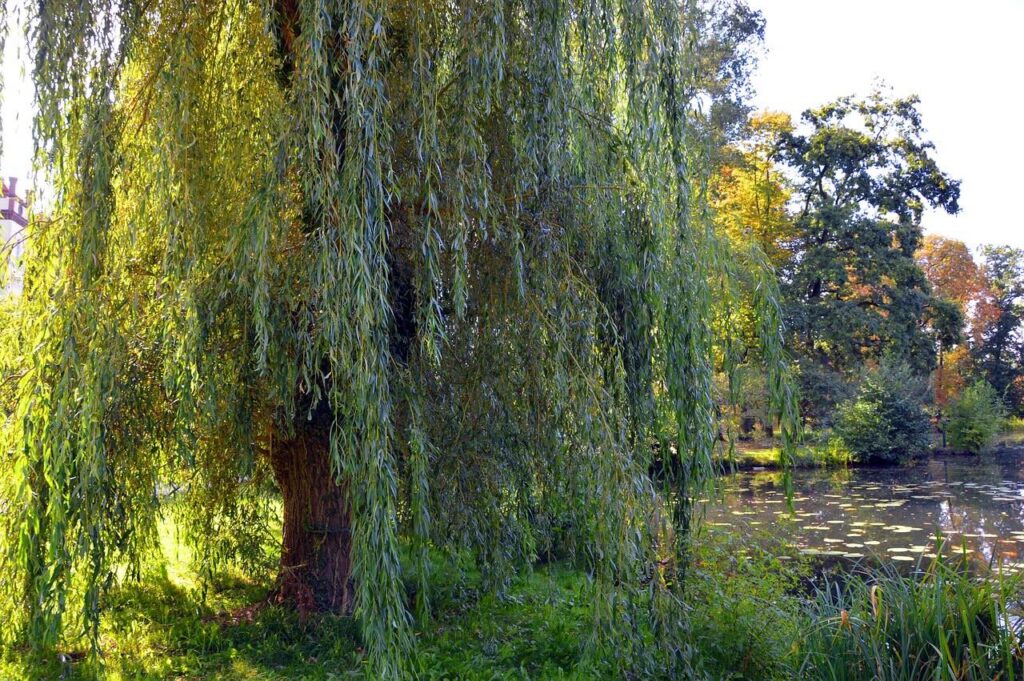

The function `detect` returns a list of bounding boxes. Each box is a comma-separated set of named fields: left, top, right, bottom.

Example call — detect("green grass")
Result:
left=0, top=556, right=595, bottom=680
left=0, top=509, right=601, bottom=680
left=3, top=511, right=1023, bottom=679
left=723, top=440, right=851, bottom=470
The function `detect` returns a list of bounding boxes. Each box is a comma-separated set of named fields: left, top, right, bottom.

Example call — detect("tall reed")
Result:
left=799, top=543, right=1024, bottom=680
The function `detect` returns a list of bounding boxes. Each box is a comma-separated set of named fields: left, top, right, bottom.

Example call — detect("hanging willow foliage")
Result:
left=0, top=0, right=797, bottom=677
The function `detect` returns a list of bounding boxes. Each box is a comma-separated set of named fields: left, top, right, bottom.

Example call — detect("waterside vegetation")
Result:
left=1, top=0, right=1024, bottom=678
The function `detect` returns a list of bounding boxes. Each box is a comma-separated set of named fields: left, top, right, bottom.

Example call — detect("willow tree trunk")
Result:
left=264, top=0, right=419, bottom=616
left=269, top=426, right=354, bottom=615
left=264, top=0, right=357, bottom=615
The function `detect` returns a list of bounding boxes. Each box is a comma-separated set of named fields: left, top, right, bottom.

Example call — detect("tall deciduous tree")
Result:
left=707, top=111, right=797, bottom=432
left=976, top=246, right=1024, bottom=413
left=777, top=92, right=960, bottom=381
left=711, top=111, right=795, bottom=267
left=687, top=0, right=766, bottom=150
left=0, top=1, right=795, bottom=676
left=915, top=235, right=987, bottom=405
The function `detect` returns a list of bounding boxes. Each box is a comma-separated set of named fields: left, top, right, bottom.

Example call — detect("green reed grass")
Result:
left=799, top=542, right=1024, bottom=680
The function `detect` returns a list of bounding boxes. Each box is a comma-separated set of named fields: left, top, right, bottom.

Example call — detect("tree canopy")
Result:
left=0, top=0, right=796, bottom=677
left=710, top=111, right=795, bottom=268
left=776, top=92, right=960, bottom=378
left=915, top=235, right=993, bottom=406
left=975, top=246, right=1024, bottom=412
left=917, top=235, right=986, bottom=313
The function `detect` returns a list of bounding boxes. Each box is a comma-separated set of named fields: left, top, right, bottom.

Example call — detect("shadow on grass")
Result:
left=5, top=572, right=363, bottom=680
left=4, top=563, right=594, bottom=680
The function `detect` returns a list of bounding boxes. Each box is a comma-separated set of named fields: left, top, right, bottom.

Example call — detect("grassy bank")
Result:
left=0, top=519, right=599, bottom=680
left=722, top=440, right=851, bottom=470
left=2, top=557, right=596, bottom=679
left=999, top=417, right=1024, bottom=447
left=724, top=417, right=1024, bottom=471
left=3, top=516, right=1022, bottom=680
left=2, top=567, right=603, bottom=680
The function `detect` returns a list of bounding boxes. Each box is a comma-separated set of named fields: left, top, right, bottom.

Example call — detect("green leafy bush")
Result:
left=946, top=381, right=1006, bottom=453
left=685, top=526, right=806, bottom=680
left=834, top=363, right=931, bottom=464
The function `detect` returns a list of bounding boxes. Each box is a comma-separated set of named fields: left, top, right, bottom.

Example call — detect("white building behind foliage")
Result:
left=1, top=177, right=28, bottom=295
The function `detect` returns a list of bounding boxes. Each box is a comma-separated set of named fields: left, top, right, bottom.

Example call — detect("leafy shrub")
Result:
left=946, top=381, right=1005, bottom=453
left=685, top=526, right=806, bottom=680
left=834, top=363, right=931, bottom=464
left=809, top=435, right=852, bottom=466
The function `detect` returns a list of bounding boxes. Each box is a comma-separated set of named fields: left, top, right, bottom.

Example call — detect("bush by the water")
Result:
left=835, top=363, right=931, bottom=464
left=946, top=381, right=1006, bottom=453
left=685, top=526, right=806, bottom=680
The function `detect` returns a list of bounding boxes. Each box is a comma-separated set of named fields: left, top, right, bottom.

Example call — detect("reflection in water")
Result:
left=703, top=450, right=1024, bottom=571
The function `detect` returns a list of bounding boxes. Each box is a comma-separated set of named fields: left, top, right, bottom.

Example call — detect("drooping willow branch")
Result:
left=0, top=1, right=797, bottom=677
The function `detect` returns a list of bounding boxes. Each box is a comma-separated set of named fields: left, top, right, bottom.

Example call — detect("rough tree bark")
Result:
left=269, top=405, right=355, bottom=615
left=262, top=0, right=356, bottom=616
left=264, top=0, right=418, bottom=615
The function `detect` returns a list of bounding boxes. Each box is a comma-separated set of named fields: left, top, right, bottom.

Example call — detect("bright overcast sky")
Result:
left=2, top=4, right=33, bottom=196
left=2, top=2, right=1022, bottom=249
left=750, top=0, right=1024, bottom=250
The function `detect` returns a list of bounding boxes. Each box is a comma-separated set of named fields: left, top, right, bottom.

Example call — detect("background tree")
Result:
left=975, top=246, right=1024, bottom=413
left=776, top=92, right=960, bottom=399
left=916, top=236, right=986, bottom=312
left=687, top=0, right=767, bottom=150
left=711, top=111, right=796, bottom=267
left=915, top=235, right=987, bottom=406
left=0, top=0, right=796, bottom=676
left=708, top=111, right=798, bottom=437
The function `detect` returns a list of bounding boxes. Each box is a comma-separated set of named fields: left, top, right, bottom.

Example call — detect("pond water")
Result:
left=703, top=449, right=1024, bottom=572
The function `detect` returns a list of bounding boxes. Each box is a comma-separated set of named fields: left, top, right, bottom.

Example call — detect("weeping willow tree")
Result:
left=0, top=0, right=796, bottom=676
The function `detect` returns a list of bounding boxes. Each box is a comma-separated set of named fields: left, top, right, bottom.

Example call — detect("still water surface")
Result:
left=704, top=450, right=1024, bottom=571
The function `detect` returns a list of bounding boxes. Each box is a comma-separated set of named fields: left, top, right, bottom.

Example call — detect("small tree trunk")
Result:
left=269, top=427, right=354, bottom=615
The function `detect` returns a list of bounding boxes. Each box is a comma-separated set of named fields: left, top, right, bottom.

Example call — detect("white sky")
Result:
left=2, top=3, right=1022, bottom=249
left=750, top=0, right=1024, bottom=250
left=2, top=4, right=34, bottom=197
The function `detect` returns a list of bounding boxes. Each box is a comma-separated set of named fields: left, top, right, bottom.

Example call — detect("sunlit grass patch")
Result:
left=725, top=440, right=851, bottom=470
left=0, top=511, right=597, bottom=680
